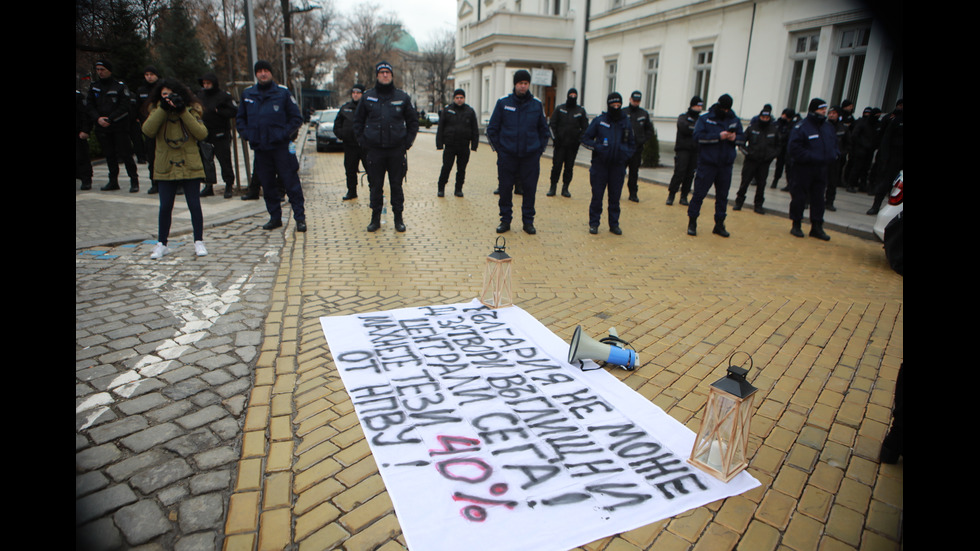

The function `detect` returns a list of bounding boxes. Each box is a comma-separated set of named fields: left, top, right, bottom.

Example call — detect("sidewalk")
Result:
left=76, top=128, right=902, bottom=551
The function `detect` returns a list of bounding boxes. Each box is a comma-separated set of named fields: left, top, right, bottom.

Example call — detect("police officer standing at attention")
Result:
left=435, top=88, right=479, bottom=197
left=686, top=93, right=744, bottom=238
left=547, top=88, right=588, bottom=198
left=625, top=91, right=655, bottom=202
left=486, top=70, right=550, bottom=234
left=136, top=67, right=161, bottom=194
left=334, top=83, right=366, bottom=201
left=197, top=72, right=239, bottom=198
left=236, top=60, right=307, bottom=232
left=787, top=98, right=838, bottom=241
left=353, top=61, right=419, bottom=232
left=666, top=96, right=702, bottom=206
left=581, top=92, right=635, bottom=235
left=88, top=60, right=140, bottom=193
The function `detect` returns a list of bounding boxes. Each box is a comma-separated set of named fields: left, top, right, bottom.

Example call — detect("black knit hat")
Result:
left=631, top=90, right=642, bottom=101
left=808, top=98, right=828, bottom=112
left=144, top=66, right=160, bottom=77
left=352, top=83, right=366, bottom=93
left=718, top=94, right=733, bottom=110
left=691, top=96, right=704, bottom=107
left=254, top=60, right=274, bottom=75
left=95, top=59, right=113, bottom=72
left=376, top=61, right=393, bottom=74
left=760, top=104, right=772, bottom=117
left=607, top=92, right=623, bottom=106
left=513, top=70, right=531, bottom=85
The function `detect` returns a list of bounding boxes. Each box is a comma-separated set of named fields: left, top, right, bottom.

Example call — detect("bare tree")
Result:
left=416, top=28, right=456, bottom=112
left=334, top=3, right=404, bottom=89
left=291, top=1, right=339, bottom=89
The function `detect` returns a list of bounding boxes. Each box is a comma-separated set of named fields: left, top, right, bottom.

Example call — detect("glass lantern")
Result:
left=689, top=353, right=759, bottom=482
left=479, top=237, right=513, bottom=309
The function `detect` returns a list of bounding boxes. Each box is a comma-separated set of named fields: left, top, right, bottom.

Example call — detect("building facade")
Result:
left=453, top=0, right=902, bottom=138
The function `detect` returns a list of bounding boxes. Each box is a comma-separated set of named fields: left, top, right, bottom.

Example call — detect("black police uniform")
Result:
left=435, top=96, right=479, bottom=197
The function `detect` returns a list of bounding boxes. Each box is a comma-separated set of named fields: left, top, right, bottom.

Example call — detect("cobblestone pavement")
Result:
left=77, top=129, right=902, bottom=551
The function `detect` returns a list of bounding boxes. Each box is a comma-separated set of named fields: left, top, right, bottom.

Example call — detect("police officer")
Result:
left=581, top=92, right=635, bottom=235
left=486, top=69, right=550, bottom=234
left=770, top=108, right=796, bottom=190
left=334, top=83, right=366, bottom=201
left=666, top=96, right=702, bottom=206
left=197, top=72, right=239, bottom=198
left=236, top=60, right=307, bottom=232
left=435, top=88, right=479, bottom=197
left=136, top=66, right=161, bottom=193
left=733, top=104, right=779, bottom=214
left=87, top=60, right=140, bottom=192
left=625, top=91, right=655, bottom=202
left=353, top=61, right=419, bottom=232
left=787, top=98, right=838, bottom=240
left=687, top=94, right=744, bottom=238
left=547, top=88, right=588, bottom=197
left=867, top=99, right=902, bottom=215
left=825, top=105, right=849, bottom=212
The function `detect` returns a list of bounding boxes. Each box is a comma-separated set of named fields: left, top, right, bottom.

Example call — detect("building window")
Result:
left=643, top=53, right=659, bottom=111
left=831, top=24, right=870, bottom=107
left=606, top=60, right=617, bottom=96
left=693, top=47, right=712, bottom=101
left=786, top=31, right=819, bottom=114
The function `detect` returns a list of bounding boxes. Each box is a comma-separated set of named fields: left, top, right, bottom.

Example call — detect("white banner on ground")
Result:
left=319, top=300, right=759, bottom=551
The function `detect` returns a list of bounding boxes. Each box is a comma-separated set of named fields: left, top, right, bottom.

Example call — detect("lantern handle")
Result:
left=494, top=236, right=506, bottom=252
left=728, top=351, right=753, bottom=373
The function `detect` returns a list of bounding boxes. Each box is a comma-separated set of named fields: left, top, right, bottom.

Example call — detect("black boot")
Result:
left=80, top=180, right=92, bottom=190
left=679, top=194, right=689, bottom=206
left=437, top=184, right=445, bottom=197
left=454, top=184, right=464, bottom=197
left=201, top=184, right=214, bottom=197
left=790, top=220, right=804, bottom=238
left=394, top=213, right=406, bottom=232
left=101, top=180, right=120, bottom=191
left=224, top=184, right=233, bottom=198
left=547, top=183, right=557, bottom=197
left=367, top=211, right=382, bottom=232
left=665, top=192, right=675, bottom=205
left=687, top=216, right=697, bottom=236
left=561, top=184, right=571, bottom=198
left=712, top=219, right=730, bottom=238
left=809, top=222, right=831, bottom=241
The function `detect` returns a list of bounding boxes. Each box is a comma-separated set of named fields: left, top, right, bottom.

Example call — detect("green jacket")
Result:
left=142, top=103, right=209, bottom=181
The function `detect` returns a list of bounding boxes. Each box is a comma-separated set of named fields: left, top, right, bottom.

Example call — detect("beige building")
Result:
left=453, top=0, right=902, bottom=138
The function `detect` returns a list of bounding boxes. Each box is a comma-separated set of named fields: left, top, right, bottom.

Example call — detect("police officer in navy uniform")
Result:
left=235, top=60, right=307, bottom=232
left=547, top=88, right=588, bottom=198
left=486, top=69, right=550, bottom=235
left=733, top=104, right=780, bottom=214
left=666, top=96, right=702, bottom=206
left=353, top=61, right=419, bottom=232
left=624, top=91, right=655, bottom=202
left=787, top=98, right=838, bottom=240
left=581, top=92, right=636, bottom=235
left=87, top=60, right=140, bottom=192
left=686, top=93, right=745, bottom=237
left=435, top=88, right=479, bottom=197
left=334, top=83, right=366, bottom=200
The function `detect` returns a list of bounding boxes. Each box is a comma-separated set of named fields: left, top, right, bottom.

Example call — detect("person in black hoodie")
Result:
left=733, top=104, right=780, bottom=214
left=547, top=88, right=588, bottom=197
left=625, top=91, right=655, bottom=202
left=334, top=83, right=366, bottom=200
left=197, top=72, right=239, bottom=198
left=666, top=96, right=702, bottom=206
left=435, top=88, right=479, bottom=197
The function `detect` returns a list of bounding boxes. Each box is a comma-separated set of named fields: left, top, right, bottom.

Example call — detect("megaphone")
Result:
left=567, top=326, right=639, bottom=371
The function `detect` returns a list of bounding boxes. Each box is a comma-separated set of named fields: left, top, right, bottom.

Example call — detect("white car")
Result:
left=873, top=170, right=903, bottom=241
left=426, top=112, right=439, bottom=124
left=315, top=109, right=342, bottom=152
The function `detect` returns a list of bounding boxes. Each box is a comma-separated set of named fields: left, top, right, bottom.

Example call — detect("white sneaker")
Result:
left=150, top=242, right=170, bottom=259
left=194, top=241, right=208, bottom=256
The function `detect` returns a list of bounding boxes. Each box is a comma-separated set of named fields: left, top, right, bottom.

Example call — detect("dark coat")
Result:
left=235, top=81, right=304, bottom=150
left=352, top=84, right=419, bottom=151
left=486, top=91, right=550, bottom=157
left=436, top=102, right=479, bottom=150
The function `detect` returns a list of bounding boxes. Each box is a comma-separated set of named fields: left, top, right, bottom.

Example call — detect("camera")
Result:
left=162, top=93, right=185, bottom=112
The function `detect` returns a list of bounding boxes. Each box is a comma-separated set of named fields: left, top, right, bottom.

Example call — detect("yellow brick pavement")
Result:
left=224, top=131, right=902, bottom=551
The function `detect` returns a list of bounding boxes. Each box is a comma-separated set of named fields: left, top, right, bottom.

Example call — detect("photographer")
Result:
left=141, top=79, right=210, bottom=258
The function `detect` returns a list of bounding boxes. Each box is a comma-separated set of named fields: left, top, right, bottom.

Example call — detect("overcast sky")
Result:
left=340, top=1, right=458, bottom=46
